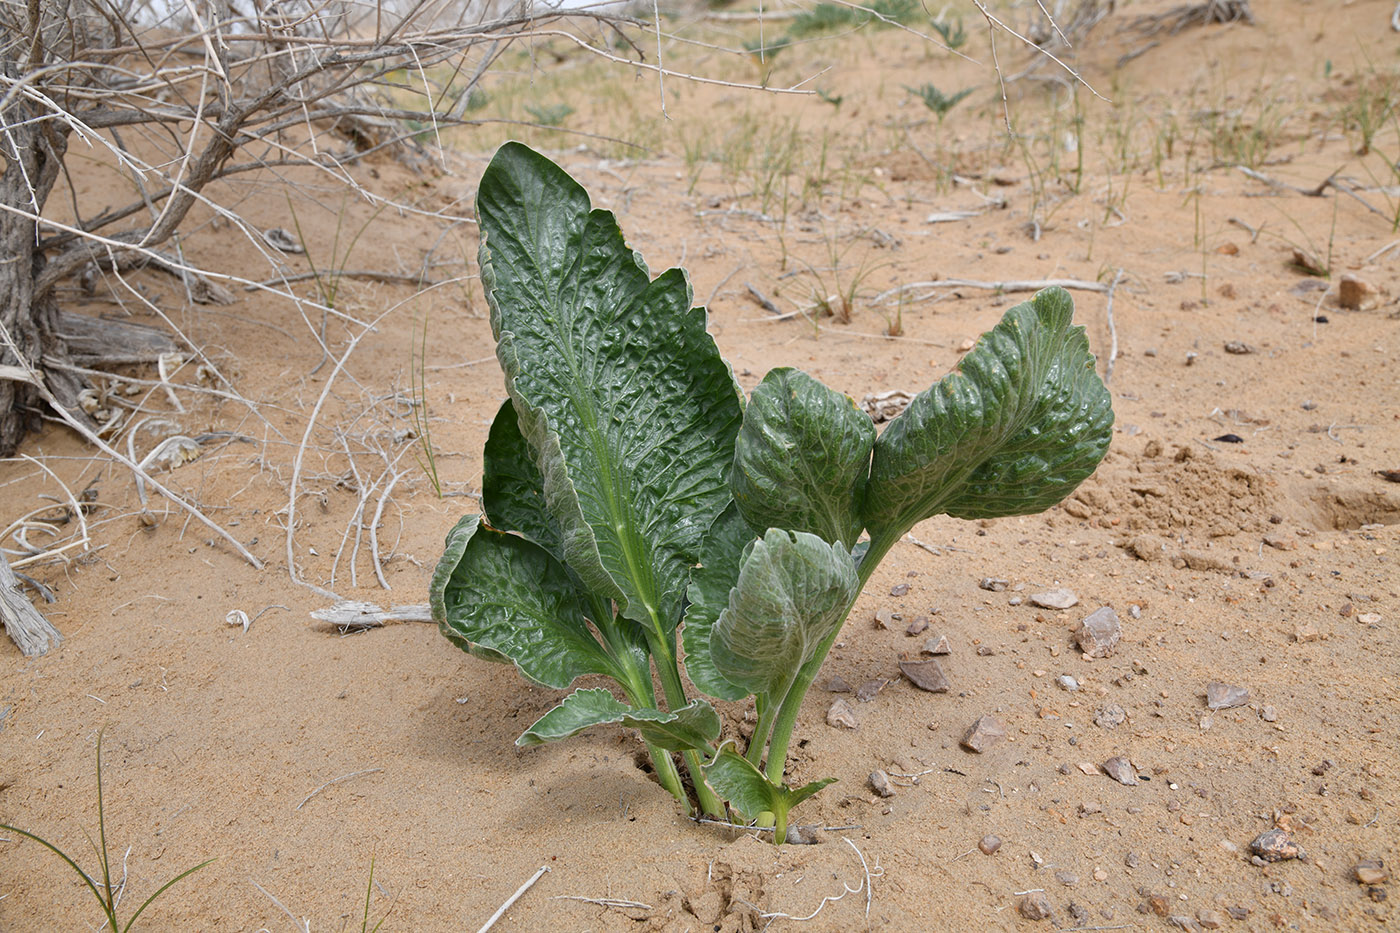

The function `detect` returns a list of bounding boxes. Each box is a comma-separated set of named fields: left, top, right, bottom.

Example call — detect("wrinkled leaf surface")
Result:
left=731, top=368, right=875, bottom=547
left=518, top=687, right=721, bottom=752
left=863, top=287, right=1113, bottom=539
left=681, top=504, right=755, bottom=701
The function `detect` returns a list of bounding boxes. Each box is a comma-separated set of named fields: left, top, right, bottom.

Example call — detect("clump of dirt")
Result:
left=1063, top=441, right=1276, bottom=539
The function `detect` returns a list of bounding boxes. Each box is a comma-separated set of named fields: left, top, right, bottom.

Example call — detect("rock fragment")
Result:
left=826, top=698, right=858, bottom=729
left=905, top=616, right=929, bottom=636
left=960, top=715, right=1008, bottom=753
left=1206, top=682, right=1250, bottom=710
left=1019, top=891, right=1053, bottom=921
left=1197, top=909, right=1224, bottom=930
left=1030, top=588, right=1078, bottom=610
left=978, top=577, right=1008, bottom=591
left=856, top=679, right=886, bottom=702
left=899, top=658, right=950, bottom=693
left=1353, top=860, right=1389, bottom=885
left=826, top=675, right=852, bottom=693
left=1250, top=828, right=1304, bottom=862
left=1169, top=915, right=1203, bottom=932
left=1055, top=870, right=1078, bottom=887
left=1260, top=705, right=1278, bottom=723
left=1094, top=704, right=1128, bottom=729
left=1075, top=607, right=1122, bottom=658
left=873, top=608, right=896, bottom=629
left=922, top=634, right=951, bottom=655
left=1057, top=674, right=1080, bottom=691
left=978, top=834, right=1002, bottom=855
left=1102, top=756, right=1138, bottom=786
left=868, top=770, right=896, bottom=798
left=1339, top=273, right=1380, bottom=310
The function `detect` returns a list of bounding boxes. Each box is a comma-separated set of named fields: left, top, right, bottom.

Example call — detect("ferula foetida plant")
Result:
left=431, top=142, right=1114, bottom=842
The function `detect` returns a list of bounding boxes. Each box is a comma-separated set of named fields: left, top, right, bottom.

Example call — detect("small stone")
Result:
left=868, top=769, right=896, bottom=798
left=1102, top=756, right=1138, bottom=786
left=873, top=608, right=896, bottom=630
left=1057, top=674, right=1080, bottom=691
left=1169, top=915, right=1203, bottom=933
left=1260, top=705, right=1278, bottom=723
left=1354, top=860, right=1389, bottom=885
left=1030, top=588, right=1078, bottom=610
left=826, top=675, right=852, bottom=693
left=900, top=658, right=950, bottom=693
left=1250, top=828, right=1303, bottom=862
left=1093, top=867, right=1108, bottom=882
left=978, top=577, right=1008, bottom=591
left=1019, top=891, right=1053, bottom=921
left=1223, top=340, right=1255, bottom=355
left=1359, top=612, right=1382, bottom=625
left=784, top=824, right=820, bottom=845
left=856, top=679, right=885, bottom=702
left=1197, top=910, right=1224, bottom=930
left=1338, top=273, right=1380, bottom=310
left=978, top=834, right=1002, bottom=855
left=1124, top=851, right=1140, bottom=869
left=922, top=634, right=951, bottom=655
left=1264, top=534, right=1297, bottom=551
left=960, top=715, right=1008, bottom=753
left=1145, top=894, right=1168, bottom=916
left=975, top=645, right=995, bottom=656
left=1226, top=906, right=1250, bottom=921
left=890, top=583, right=910, bottom=597
left=905, top=616, right=929, bottom=636
left=1206, top=682, right=1250, bottom=710
left=1055, top=870, right=1078, bottom=887
left=1095, top=704, right=1128, bottom=729
left=1077, top=761, right=1100, bottom=776
left=1293, top=622, right=1320, bottom=643
left=1075, top=607, right=1122, bottom=658
left=1079, top=800, right=1103, bottom=816
left=826, top=698, right=858, bottom=729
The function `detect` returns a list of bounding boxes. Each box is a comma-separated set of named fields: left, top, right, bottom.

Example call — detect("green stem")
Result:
left=613, top=633, right=688, bottom=806
left=763, top=532, right=900, bottom=787
left=646, top=629, right=725, bottom=817
left=745, top=693, right=779, bottom=768
left=773, top=799, right=789, bottom=846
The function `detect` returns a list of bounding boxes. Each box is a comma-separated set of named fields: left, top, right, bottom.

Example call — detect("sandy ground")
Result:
left=2, top=2, right=1398, bottom=930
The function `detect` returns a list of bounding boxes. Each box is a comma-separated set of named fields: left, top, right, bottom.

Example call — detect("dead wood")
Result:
left=1, top=550, right=61, bottom=657
left=55, top=312, right=180, bottom=366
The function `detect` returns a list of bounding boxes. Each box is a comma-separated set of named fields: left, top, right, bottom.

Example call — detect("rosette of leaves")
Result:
left=432, top=142, right=1114, bottom=841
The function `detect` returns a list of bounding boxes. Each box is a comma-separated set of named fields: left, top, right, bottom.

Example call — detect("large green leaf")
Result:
left=710, top=529, right=860, bottom=698
left=430, top=514, right=619, bottom=688
left=703, top=749, right=836, bottom=820
left=681, top=504, right=755, bottom=702
left=482, top=398, right=564, bottom=557
left=731, top=368, right=876, bottom=548
left=862, top=287, right=1113, bottom=540
left=518, top=687, right=722, bottom=753
left=477, top=142, right=745, bottom=638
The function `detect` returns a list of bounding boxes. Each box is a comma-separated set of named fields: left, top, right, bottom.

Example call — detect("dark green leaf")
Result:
left=731, top=368, right=875, bottom=547
left=517, top=687, right=721, bottom=753
left=863, top=287, right=1113, bottom=540
left=482, top=398, right=564, bottom=557
left=430, top=514, right=619, bottom=688
left=703, top=749, right=837, bottom=819
left=477, top=142, right=744, bottom=637
left=710, top=529, right=860, bottom=698
left=682, top=504, right=755, bottom=701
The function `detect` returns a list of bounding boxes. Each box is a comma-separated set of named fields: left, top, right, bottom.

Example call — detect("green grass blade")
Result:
left=0, top=823, right=117, bottom=927
left=120, top=857, right=215, bottom=933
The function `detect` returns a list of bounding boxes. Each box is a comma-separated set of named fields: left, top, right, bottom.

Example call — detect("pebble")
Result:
left=1019, top=891, right=1053, bottom=921
left=922, top=634, right=951, bottom=655
left=960, top=714, right=1008, bottom=753
left=856, top=679, right=886, bottom=702
left=826, top=698, right=858, bottom=729
left=889, top=583, right=910, bottom=597
left=1226, top=906, right=1250, bottom=920
left=900, top=658, right=950, bottom=693
left=978, top=577, right=1008, bottom=591
left=1206, top=682, right=1250, bottom=710
left=1353, top=860, right=1389, bottom=885
left=1079, top=800, right=1103, bottom=816
left=978, top=834, right=1002, bottom=855
left=1095, top=704, right=1128, bottom=729
left=1057, top=674, right=1080, bottom=691
left=873, top=608, right=896, bottom=630
left=906, top=616, right=929, bottom=636
left=1223, top=340, right=1255, bottom=355
left=1055, top=870, right=1078, bottom=887
left=1125, top=851, right=1140, bottom=869
left=1339, top=273, right=1380, bottom=310
left=1093, top=867, right=1108, bottom=882
left=1169, top=914, right=1204, bottom=932
left=1075, top=607, right=1122, bottom=658
left=1030, top=588, right=1078, bottom=610
left=1260, top=705, right=1278, bottom=723
left=1102, top=756, right=1139, bottom=786
left=826, top=675, right=852, bottom=693
left=1197, top=908, right=1224, bottom=930
left=868, top=769, right=896, bottom=798
left=1293, top=622, right=1320, bottom=643
left=1359, top=612, right=1382, bottom=625
left=1250, top=828, right=1304, bottom=862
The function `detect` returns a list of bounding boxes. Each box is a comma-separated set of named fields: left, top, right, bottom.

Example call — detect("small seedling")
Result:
left=432, top=143, right=1113, bottom=842
left=930, top=17, right=967, bottom=49
left=906, top=83, right=974, bottom=122
left=0, top=732, right=214, bottom=931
